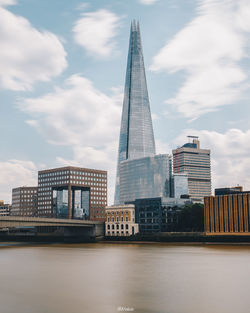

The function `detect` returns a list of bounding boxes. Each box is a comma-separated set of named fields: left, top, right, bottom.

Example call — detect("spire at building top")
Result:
left=114, top=21, right=156, bottom=204
left=131, top=19, right=137, bottom=32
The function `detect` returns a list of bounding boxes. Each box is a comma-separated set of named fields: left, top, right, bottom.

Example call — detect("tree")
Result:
left=177, top=203, right=204, bottom=232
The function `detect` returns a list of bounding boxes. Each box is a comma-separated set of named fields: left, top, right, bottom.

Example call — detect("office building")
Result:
left=38, top=166, right=107, bottom=221
left=114, top=20, right=155, bottom=204
left=120, top=154, right=172, bottom=204
left=173, top=136, right=211, bottom=203
left=133, top=197, right=191, bottom=233
left=105, top=204, right=139, bottom=236
left=204, top=191, right=250, bottom=234
left=171, top=173, right=189, bottom=198
left=0, top=201, right=10, bottom=216
left=11, top=187, right=38, bottom=216
left=215, top=186, right=243, bottom=196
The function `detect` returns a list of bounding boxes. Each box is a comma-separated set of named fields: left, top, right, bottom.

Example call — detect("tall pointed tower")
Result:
left=114, top=21, right=156, bottom=204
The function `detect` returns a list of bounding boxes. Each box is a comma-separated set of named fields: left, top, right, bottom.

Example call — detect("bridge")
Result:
left=0, top=216, right=105, bottom=242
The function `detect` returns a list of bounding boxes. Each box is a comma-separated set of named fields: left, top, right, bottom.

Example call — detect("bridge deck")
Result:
left=0, top=216, right=104, bottom=228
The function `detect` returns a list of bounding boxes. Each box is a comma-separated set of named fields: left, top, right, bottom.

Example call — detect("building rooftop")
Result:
left=38, top=166, right=107, bottom=174
left=105, top=204, right=135, bottom=210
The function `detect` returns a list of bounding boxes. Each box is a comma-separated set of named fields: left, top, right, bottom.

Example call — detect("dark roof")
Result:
left=182, top=143, right=197, bottom=149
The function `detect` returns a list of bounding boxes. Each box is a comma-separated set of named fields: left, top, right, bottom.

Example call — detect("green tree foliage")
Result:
left=177, top=203, right=204, bottom=232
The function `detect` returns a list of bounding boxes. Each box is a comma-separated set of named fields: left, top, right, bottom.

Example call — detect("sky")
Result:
left=1, top=0, right=250, bottom=204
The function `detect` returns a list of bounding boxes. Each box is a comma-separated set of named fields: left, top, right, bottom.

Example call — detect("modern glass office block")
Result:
left=172, top=173, right=189, bottom=198
left=79, top=189, right=90, bottom=219
left=53, top=187, right=90, bottom=219
left=53, top=188, right=68, bottom=218
left=119, top=154, right=171, bottom=203
left=115, top=21, right=156, bottom=204
left=133, top=196, right=191, bottom=233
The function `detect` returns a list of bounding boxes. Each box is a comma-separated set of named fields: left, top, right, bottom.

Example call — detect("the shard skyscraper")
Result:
left=114, top=21, right=156, bottom=204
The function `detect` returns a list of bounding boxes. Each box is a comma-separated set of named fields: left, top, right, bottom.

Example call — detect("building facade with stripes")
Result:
left=204, top=193, right=250, bottom=234
left=173, top=137, right=211, bottom=203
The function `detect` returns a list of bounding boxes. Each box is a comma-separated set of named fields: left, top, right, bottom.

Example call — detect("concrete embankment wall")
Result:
left=103, top=232, right=250, bottom=243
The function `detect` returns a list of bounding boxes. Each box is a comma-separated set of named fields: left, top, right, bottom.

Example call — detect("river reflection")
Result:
left=0, top=242, right=250, bottom=313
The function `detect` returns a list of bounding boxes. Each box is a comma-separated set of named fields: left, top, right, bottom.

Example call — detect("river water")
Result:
left=0, top=242, right=250, bottom=313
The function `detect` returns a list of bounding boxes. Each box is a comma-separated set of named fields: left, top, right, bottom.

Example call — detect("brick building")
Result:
left=38, top=166, right=107, bottom=221
left=11, top=187, right=38, bottom=216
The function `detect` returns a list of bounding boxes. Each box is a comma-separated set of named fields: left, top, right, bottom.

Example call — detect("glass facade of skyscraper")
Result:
left=172, top=173, right=189, bottom=199
left=119, top=154, right=172, bottom=203
left=115, top=21, right=155, bottom=204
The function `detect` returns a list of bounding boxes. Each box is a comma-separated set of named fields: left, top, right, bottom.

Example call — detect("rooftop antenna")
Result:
left=187, top=135, right=199, bottom=143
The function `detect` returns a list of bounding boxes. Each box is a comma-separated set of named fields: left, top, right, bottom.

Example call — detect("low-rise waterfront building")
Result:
left=133, top=197, right=191, bottom=233
left=215, top=186, right=243, bottom=196
left=204, top=189, right=250, bottom=234
left=105, top=204, right=139, bottom=236
left=11, top=187, right=38, bottom=216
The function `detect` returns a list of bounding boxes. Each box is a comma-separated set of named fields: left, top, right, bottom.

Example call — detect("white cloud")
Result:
left=0, top=0, right=16, bottom=6
left=57, top=145, right=118, bottom=205
left=0, top=3, right=67, bottom=91
left=151, top=0, right=250, bottom=119
left=19, top=74, right=123, bottom=204
left=20, top=74, right=122, bottom=147
left=138, top=0, right=158, bottom=5
left=0, top=160, right=37, bottom=203
left=73, top=9, right=121, bottom=57
left=173, top=128, right=250, bottom=193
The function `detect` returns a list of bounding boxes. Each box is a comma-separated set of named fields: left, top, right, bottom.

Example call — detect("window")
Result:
left=107, top=225, right=110, bottom=230
left=126, top=224, right=128, bottom=230
left=121, top=224, right=124, bottom=230
left=116, top=224, right=119, bottom=229
left=116, top=217, right=119, bottom=222
left=112, top=225, right=115, bottom=230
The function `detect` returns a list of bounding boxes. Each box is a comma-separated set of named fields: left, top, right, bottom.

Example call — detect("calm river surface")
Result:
left=0, top=242, right=250, bottom=313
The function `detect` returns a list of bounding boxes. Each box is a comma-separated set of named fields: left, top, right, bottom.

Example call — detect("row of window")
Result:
left=92, top=201, right=106, bottom=205
left=107, top=216, right=130, bottom=222
left=13, top=189, right=37, bottom=194
left=106, top=210, right=133, bottom=215
left=106, top=231, right=129, bottom=235
left=39, top=171, right=106, bottom=177
left=38, top=187, right=106, bottom=193
left=39, top=176, right=106, bottom=183
left=38, top=192, right=106, bottom=198
left=39, top=181, right=106, bottom=187
left=107, top=224, right=129, bottom=230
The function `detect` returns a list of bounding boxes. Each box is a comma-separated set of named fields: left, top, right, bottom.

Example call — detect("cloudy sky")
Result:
left=1, top=0, right=250, bottom=203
